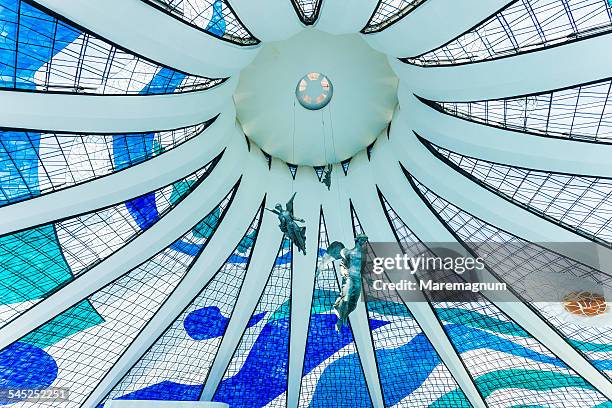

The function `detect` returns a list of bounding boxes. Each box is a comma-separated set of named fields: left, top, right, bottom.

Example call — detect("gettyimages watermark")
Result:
left=360, top=242, right=611, bottom=304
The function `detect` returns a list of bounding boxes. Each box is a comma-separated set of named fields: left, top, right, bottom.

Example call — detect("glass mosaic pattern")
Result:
left=213, top=236, right=293, bottom=407
left=141, top=0, right=257, bottom=45
left=0, top=118, right=215, bottom=206
left=405, top=0, right=612, bottom=65
left=428, top=77, right=612, bottom=143
left=0, top=157, right=219, bottom=326
left=0, top=185, right=235, bottom=408
left=0, top=0, right=222, bottom=93
left=382, top=183, right=612, bottom=406
left=298, top=211, right=373, bottom=408
left=103, top=203, right=263, bottom=404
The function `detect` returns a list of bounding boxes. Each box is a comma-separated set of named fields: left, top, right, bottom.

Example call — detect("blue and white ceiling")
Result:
left=0, top=0, right=611, bottom=407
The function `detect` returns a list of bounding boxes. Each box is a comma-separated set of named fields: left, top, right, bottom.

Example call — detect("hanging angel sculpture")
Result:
left=322, top=164, right=332, bottom=190
left=320, top=234, right=369, bottom=331
left=267, top=192, right=307, bottom=255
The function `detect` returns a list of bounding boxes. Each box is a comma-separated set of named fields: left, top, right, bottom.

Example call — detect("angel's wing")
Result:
left=286, top=192, right=297, bottom=215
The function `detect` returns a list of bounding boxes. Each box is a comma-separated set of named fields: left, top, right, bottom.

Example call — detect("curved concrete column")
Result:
left=229, top=0, right=304, bottom=42
left=388, top=108, right=609, bottom=267
left=35, top=0, right=259, bottom=77
left=402, top=93, right=612, bottom=177
left=83, top=150, right=265, bottom=408
left=0, top=105, right=237, bottom=236
left=316, top=0, right=378, bottom=35
left=391, top=33, right=612, bottom=101
left=0, top=77, right=237, bottom=133
left=364, top=0, right=510, bottom=57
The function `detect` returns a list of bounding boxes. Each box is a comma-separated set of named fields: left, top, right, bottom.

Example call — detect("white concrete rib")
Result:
left=0, top=78, right=237, bottom=133
left=34, top=0, right=259, bottom=77
left=285, top=165, right=325, bottom=408
left=0, top=137, right=245, bottom=353
left=316, top=0, right=378, bottom=35
left=402, top=92, right=612, bottom=178
left=391, top=33, right=612, bottom=101
left=364, top=0, right=511, bottom=57
left=84, top=169, right=264, bottom=408
left=0, top=104, right=237, bottom=236
left=229, top=0, right=304, bottom=42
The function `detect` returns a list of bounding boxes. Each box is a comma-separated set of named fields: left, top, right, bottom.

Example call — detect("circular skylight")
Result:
left=295, top=72, right=333, bottom=110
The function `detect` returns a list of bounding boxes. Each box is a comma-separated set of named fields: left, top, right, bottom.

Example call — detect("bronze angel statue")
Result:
left=322, top=164, right=332, bottom=190
left=267, top=192, right=307, bottom=255
left=320, top=233, right=369, bottom=331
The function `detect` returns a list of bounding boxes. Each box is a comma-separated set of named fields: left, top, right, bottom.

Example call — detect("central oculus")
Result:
left=296, top=72, right=333, bottom=110
left=234, top=29, right=398, bottom=166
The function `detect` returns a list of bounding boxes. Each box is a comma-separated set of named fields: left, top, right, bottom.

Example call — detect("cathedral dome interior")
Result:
left=0, top=0, right=611, bottom=407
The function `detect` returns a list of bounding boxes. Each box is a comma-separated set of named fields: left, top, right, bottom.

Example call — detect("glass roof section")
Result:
left=0, top=0, right=611, bottom=406
left=386, top=179, right=612, bottom=405
left=0, top=158, right=218, bottom=326
left=425, top=140, right=612, bottom=246
left=362, top=0, right=428, bottom=33
left=298, top=211, right=373, bottom=407
left=408, top=175, right=612, bottom=381
left=0, top=118, right=216, bottom=207
left=404, top=0, right=612, bottom=66
left=291, top=0, right=322, bottom=24
left=0, top=185, right=234, bottom=408
left=424, top=77, right=612, bottom=143
left=103, top=202, right=262, bottom=404
left=213, top=235, right=293, bottom=407
left=141, top=0, right=258, bottom=45
left=352, top=203, right=473, bottom=407
left=0, top=0, right=223, bottom=94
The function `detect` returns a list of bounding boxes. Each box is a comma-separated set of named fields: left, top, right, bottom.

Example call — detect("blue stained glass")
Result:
left=0, top=224, right=71, bottom=304
left=0, top=0, right=18, bottom=87
left=0, top=131, right=40, bottom=204
left=205, top=0, right=226, bottom=37
left=299, top=213, right=373, bottom=408
left=140, top=67, right=186, bottom=95
left=113, top=133, right=160, bottom=230
left=0, top=342, right=58, bottom=404
left=184, top=308, right=265, bottom=341
left=112, top=134, right=155, bottom=171
left=1, top=0, right=80, bottom=90
left=213, top=237, right=293, bottom=407
left=124, top=194, right=159, bottom=230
